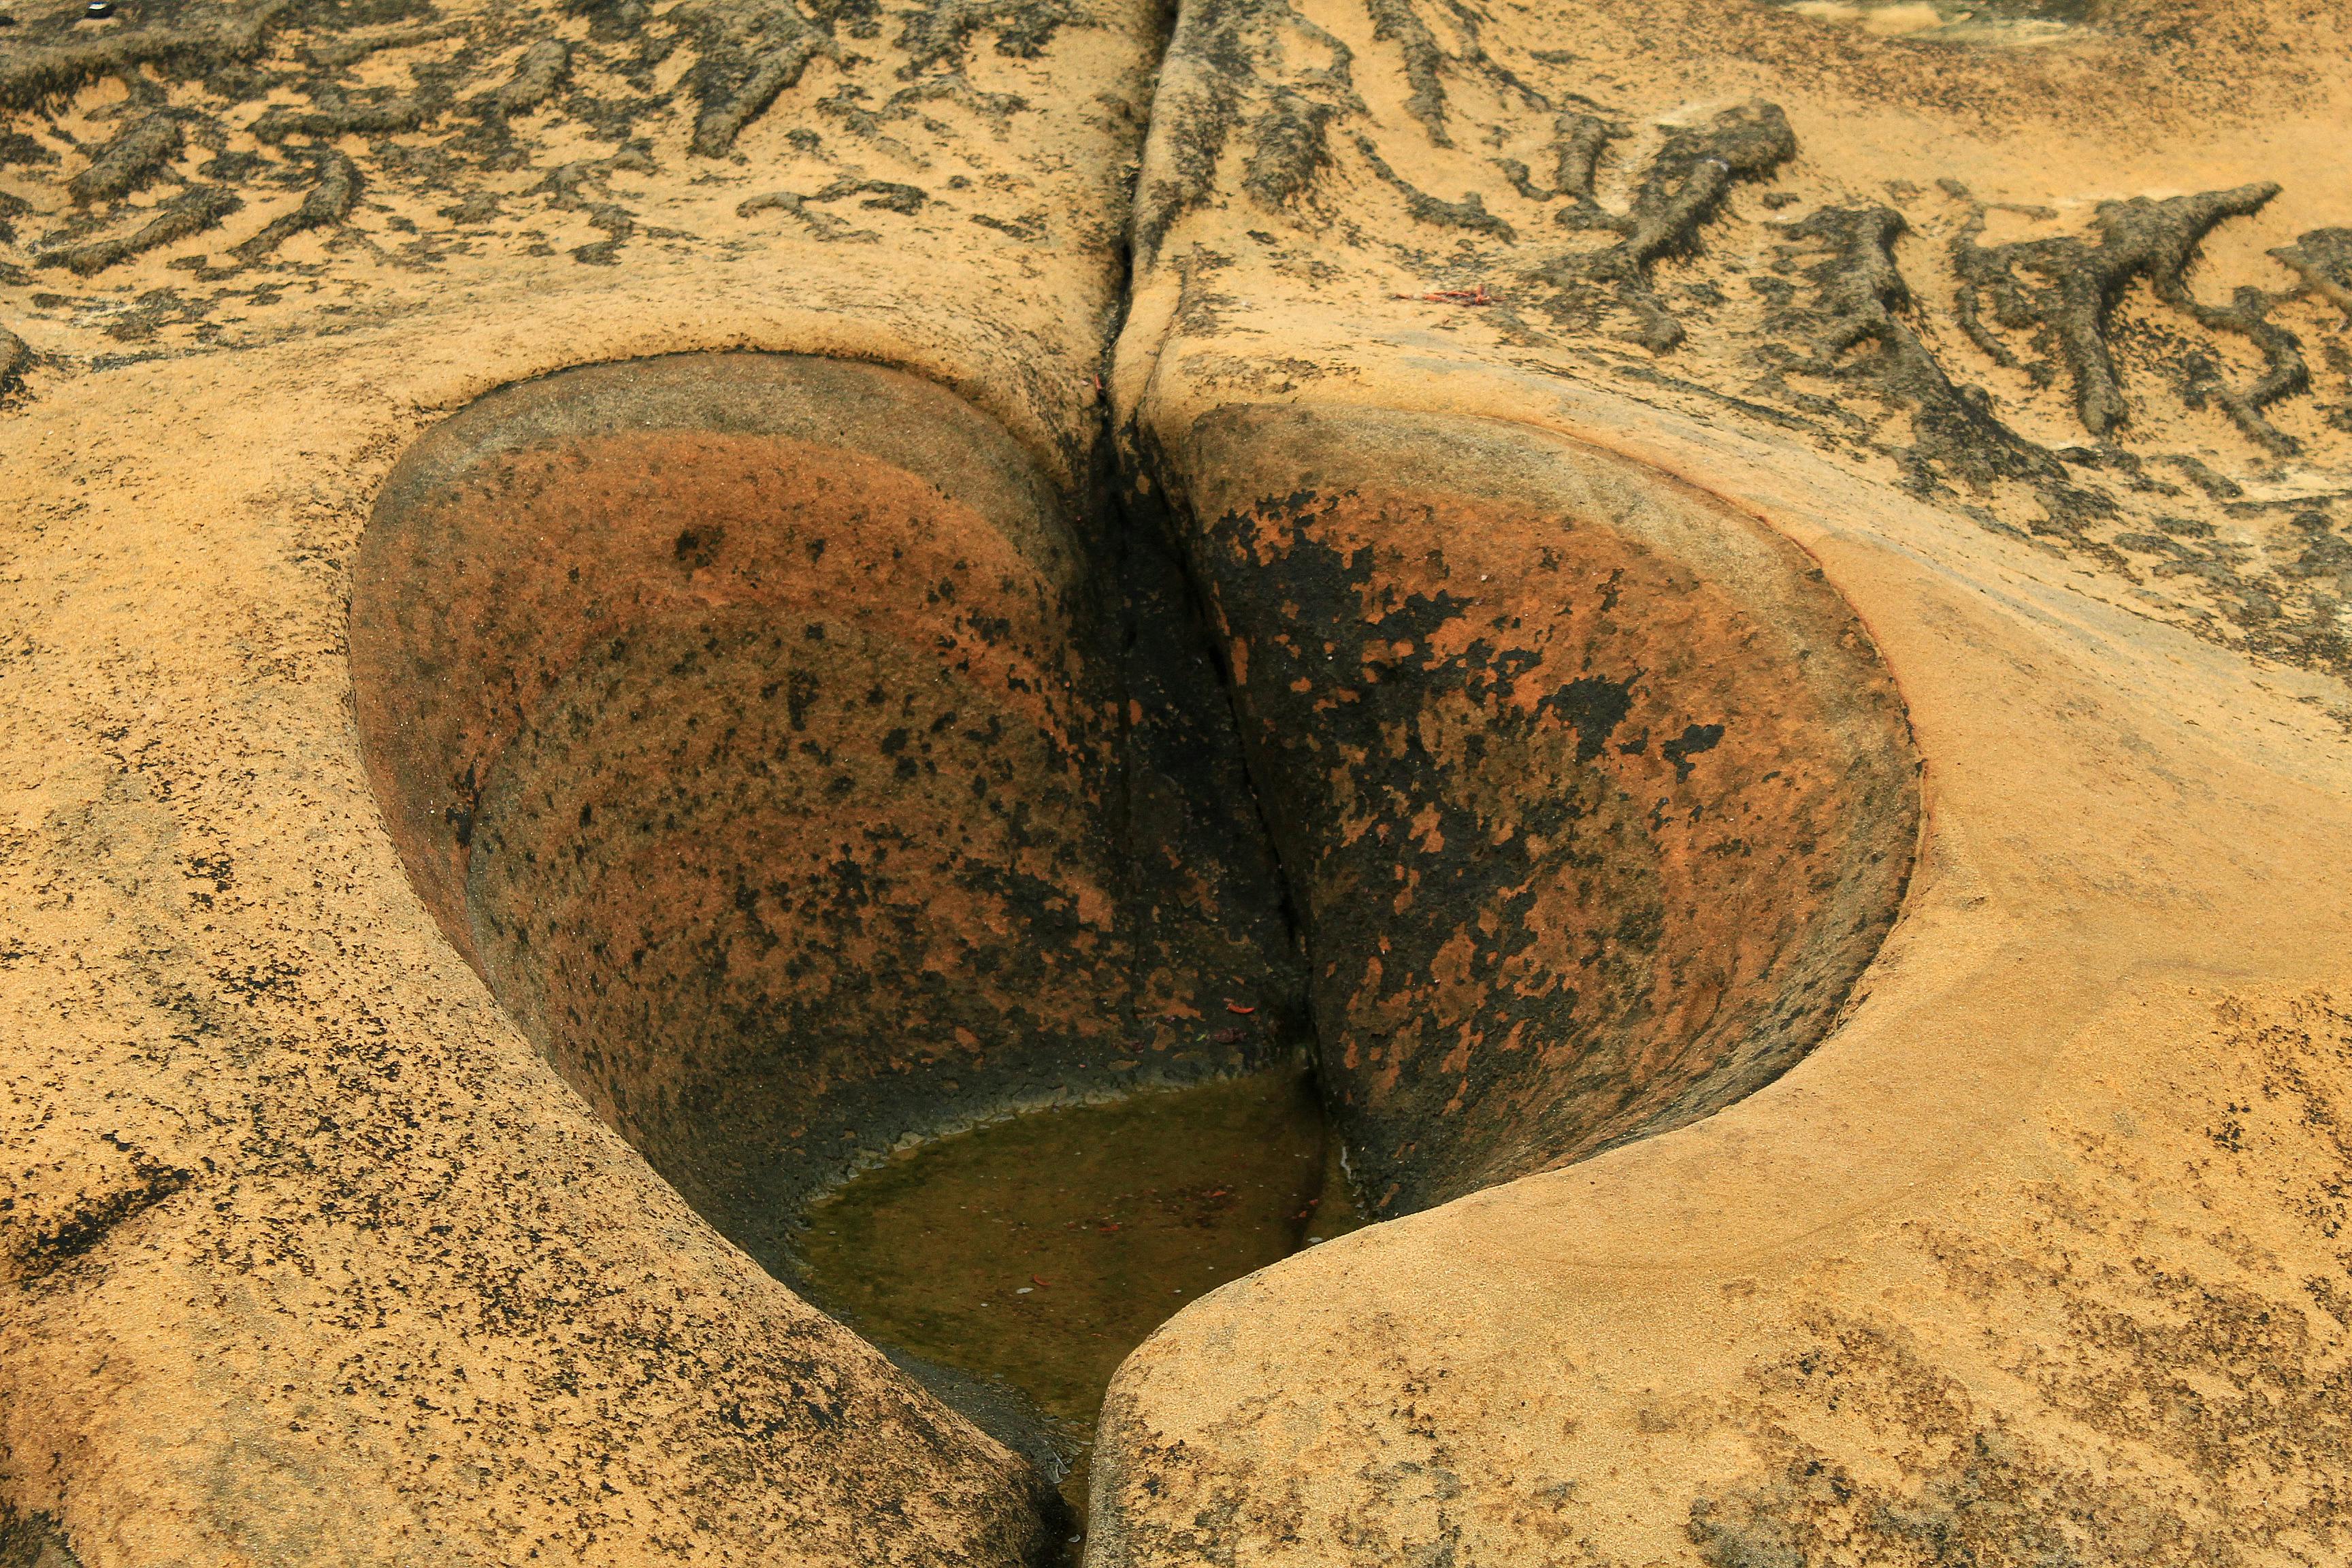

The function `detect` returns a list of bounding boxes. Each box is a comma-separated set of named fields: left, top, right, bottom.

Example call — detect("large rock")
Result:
left=0, top=0, right=1199, bottom=1560
left=2, top=0, right=2349, bottom=1562
left=1092, top=0, right=2352, bottom=1562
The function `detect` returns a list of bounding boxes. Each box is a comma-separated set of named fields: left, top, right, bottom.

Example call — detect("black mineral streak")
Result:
left=0, top=132, right=61, bottom=169
left=1550, top=109, right=1622, bottom=207
left=2270, top=228, right=2352, bottom=325
left=896, top=0, right=1075, bottom=74
left=1241, top=91, right=1335, bottom=210
left=679, top=0, right=839, bottom=157
left=1950, top=182, right=2290, bottom=444
left=37, top=184, right=241, bottom=275
left=734, top=175, right=923, bottom=244
left=68, top=110, right=188, bottom=205
left=1762, top=204, right=2057, bottom=489
left=0, top=323, right=27, bottom=395
left=738, top=188, right=880, bottom=241
left=1533, top=101, right=1795, bottom=350
left=250, top=93, right=440, bottom=143
left=1365, top=0, right=1450, bottom=146
left=227, top=149, right=358, bottom=267
left=1132, top=0, right=1365, bottom=259
left=0, top=0, right=295, bottom=116
left=0, top=1505, right=81, bottom=1568
left=1353, top=133, right=1512, bottom=240
left=493, top=37, right=573, bottom=115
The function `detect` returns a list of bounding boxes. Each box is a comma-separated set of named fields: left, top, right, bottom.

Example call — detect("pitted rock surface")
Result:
left=1159, top=408, right=1916, bottom=1215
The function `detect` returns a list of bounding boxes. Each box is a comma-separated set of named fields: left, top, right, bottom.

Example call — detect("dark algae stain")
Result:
left=1158, top=425, right=1919, bottom=1220
left=1662, top=721, right=1725, bottom=779
left=791, top=1066, right=1363, bottom=1537
left=0, top=1505, right=78, bottom=1568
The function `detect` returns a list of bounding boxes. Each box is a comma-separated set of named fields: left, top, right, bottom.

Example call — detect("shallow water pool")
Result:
left=791, top=1065, right=1365, bottom=1538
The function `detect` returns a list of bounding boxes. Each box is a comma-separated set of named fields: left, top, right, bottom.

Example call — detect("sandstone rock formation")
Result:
left=2, top=0, right=2347, bottom=1563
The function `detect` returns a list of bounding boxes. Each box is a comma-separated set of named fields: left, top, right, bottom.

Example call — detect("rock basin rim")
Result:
left=345, top=348, right=1924, bottom=1520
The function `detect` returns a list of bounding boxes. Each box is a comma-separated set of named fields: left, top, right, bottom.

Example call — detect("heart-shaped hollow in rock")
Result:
left=350, top=355, right=1920, bottom=1489
left=350, top=353, right=1303, bottom=1280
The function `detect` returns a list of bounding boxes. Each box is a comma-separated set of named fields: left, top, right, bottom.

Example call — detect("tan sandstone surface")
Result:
left=0, top=0, right=1164, bottom=1560
left=1, top=0, right=2349, bottom=1563
left=1096, top=1, right=2352, bottom=1561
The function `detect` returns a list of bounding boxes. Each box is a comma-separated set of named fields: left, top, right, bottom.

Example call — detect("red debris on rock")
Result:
left=1390, top=283, right=1494, bottom=306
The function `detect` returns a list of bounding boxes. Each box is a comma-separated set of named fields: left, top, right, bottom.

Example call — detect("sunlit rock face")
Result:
left=344, top=353, right=1920, bottom=1568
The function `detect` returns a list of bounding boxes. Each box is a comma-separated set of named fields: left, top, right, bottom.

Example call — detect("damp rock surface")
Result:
left=792, top=1068, right=1360, bottom=1525
left=339, top=349, right=1921, bottom=1565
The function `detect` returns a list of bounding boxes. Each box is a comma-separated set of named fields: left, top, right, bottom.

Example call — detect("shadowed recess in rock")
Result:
left=350, top=355, right=1918, bottom=1539
left=790, top=1064, right=1364, bottom=1539
left=1143, top=405, right=1922, bottom=1217
left=350, top=352, right=1304, bottom=1274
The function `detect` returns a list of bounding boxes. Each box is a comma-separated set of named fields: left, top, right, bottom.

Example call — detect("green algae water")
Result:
left=790, top=1066, right=1365, bottom=1541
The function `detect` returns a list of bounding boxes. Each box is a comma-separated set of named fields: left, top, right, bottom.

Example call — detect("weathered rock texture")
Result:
left=1142, top=406, right=1917, bottom=1216
left=1091, top=0, right=2352, bottom=1563
left=353, top=352, right=1297, bottom=1272
left=1, top=0, right=2349, bottom=1562
left=0, top=0, right=1183, bottom=1560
